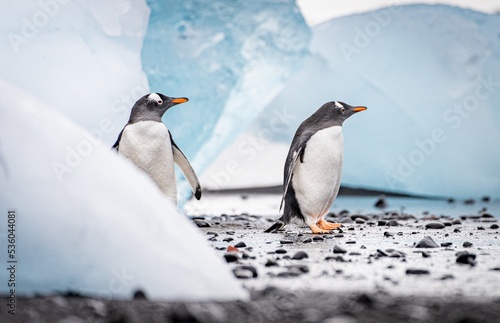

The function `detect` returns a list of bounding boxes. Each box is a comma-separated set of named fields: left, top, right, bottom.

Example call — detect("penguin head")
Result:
left=128, top=93, right=189, bottom=123
left=325, top=101, right=367, bottom=125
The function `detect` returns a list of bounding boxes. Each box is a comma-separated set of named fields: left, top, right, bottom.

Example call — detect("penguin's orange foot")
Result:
left=308, top=223, right=330, bottom=234
left=317, top=219, right=342, bottom=231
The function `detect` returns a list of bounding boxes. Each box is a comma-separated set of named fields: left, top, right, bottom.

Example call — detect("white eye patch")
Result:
left=148, top=93, right=163, bottom=104
left=334, top=101, right=344, bottom=108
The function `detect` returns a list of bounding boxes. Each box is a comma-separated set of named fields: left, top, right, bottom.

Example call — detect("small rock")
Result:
left=440, top=242, right=452, bottom=247
left=280, top=240, right=294, bottom=245
left=302, top=237, right=313, bottom=243
left=426, top=222, right=445, bottom=229
left=132, top=290, right=147, bottom=300
left=481, top=213, right=494, bottom=218
left=415, top=236, right=439, bottom=248
left=334, top=234, right=344, bottom=238
left=421, top=251, right=431, bottom=258
left=374, top=195, right=388, bottom=208
left=456, top=253, right=476, bottom=266
left=490, top=267, right=500, bottom=271
left=233, top=265, right=258, bottom=279
left=193, top=220, right=211, bottom=228
left=312, top=236, right=325, bottom=242
left=288, top=265, right=309, bottom=273
left=491, top=224, right=499, bottom=229
left=275, top=249, right=287, bottom=254
left=387, top=220, right=400, bottom=226
left=384, top=231, right=394, bottom=237
left=276, top=271, right=301, bottom=278
left=223, top=237, right=234, bottom=242
left=464, top=198, right=475, bottom=205
left=224, top=254, right=239, bottom=263
left=325, top=256, right=346, bottom=262
left=333, top=245, right=347, bottom=254
left=463, top=241, right=473, bottom=248
left=453, top=228, right=461, bottom=233
left=265, top=259, right=279, bottom=267
left=378, top=220, right=387, bottom=226
left=406, top=269, right=430, bottom=275
left=292, top=251, right=309, bottom=260
left=443, top=222, right=452, bottom=227
left=477, top=226, right=485, bottom=230
left=234, top=241, right=247, bottom=248
left=452, top=219, right=462, bottom=225
left=440, top=274, right=455, bottom=280
left=447, top=198, right=455, bottom=203
left=351, top=214, right=369, bottom=221
left=346, top=241, right=356, bottom=244
left=355, top=218, right=366, bottom=224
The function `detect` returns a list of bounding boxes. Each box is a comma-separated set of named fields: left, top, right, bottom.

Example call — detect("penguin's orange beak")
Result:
left=353, top=106, right=367, bottom=112
left=171, top=97, right=189, bottom=104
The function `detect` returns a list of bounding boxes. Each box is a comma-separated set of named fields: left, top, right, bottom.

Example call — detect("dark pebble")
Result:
left=233, top=266, right=258, bottom=279
left=406, top=269, right=430, bottom=275
left=325, top=256, right=346, bottom=262
left=447, top=198, right=455, bottom=203
left=453, top=228, right=461, bottom=233
left=346, top=241, right=356, bottom=244
left=452, top=219, right=462, bottom=225
left=351, top=214, right=369, bottom=221
left=265, top=259, right=279, bottom=267
left=207, top=231, right=218, bottom=236
left=374, top=195, right=388, bottom=209
left=426, top=222, right=445, bottom=229
left=335, top=234, right=345, bottom=238
left=280, top=240, right=294, bottom=245
left=464, top=199, right=475, bottom=205
left=277, top=271, right=301, bottom=278
left=443, top=222, right=452, bottom=227
left=292, top=251, right=309, bottom=260
left=224, top=254, right=239, bottom=263
left=133, top=290, right=147, bottom=300
left=490, top=267, right=500, bottom=271
left=384, top=231, right=394, bottom=237
left=312, top=236, right=325, bottom=242
left=482, top=213, right=494, bottom=218
left=234, top=242, right=247, bottom=248
left=440, top=274, right=455, bottom=280
left=333, top=245, right=347, bottom=254
left=355, top=218, right=366, bottom=224
left=223, top=237, right=234, bottom=242
left=456, top=253, right=476, bottom=266
left=440, top=242, right=452, bottom=247
left=289, top=265, right=309, bottom=273
left=415, top=236, right=439, bottom=248
left=477, top=226, right=485, bottom=230
left=302, top=237, right=313, bottom=243
left=226, top=231, right=235, bottom=235
left=378, top=220, right=387, bottom=226
left=349, top=252, right=362, bottom=256
left=463, top=241, right=473, bottom=248
left=421, top=251, right=431, bottom=258
left=387, top=220, right=399, bottom=226
left=491, top=224, right=499, bottom=229
left=482, top=196, right=491, bottom=202
left=193, top=220, right=211, bottom=228
left=275, top=249, right=287, bottom=254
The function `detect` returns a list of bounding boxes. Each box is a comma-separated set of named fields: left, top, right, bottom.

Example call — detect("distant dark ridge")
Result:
left=203, top=185, right=448, bottom=200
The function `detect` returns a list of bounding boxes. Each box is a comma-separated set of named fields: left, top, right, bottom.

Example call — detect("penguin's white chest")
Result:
left=119, top=121, right=177, bottom=203
left=292, top=126, right=344, bottom=219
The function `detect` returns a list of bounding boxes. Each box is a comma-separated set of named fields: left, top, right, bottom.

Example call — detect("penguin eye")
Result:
left=340, top=107, right=346, bottom=114
left=157, top=100, right=163, bottom=105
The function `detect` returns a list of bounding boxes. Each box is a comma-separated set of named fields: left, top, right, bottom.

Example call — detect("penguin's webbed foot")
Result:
left=308, top=223, right=331, bottom=234
left=317, top=219, right=342, bottom=231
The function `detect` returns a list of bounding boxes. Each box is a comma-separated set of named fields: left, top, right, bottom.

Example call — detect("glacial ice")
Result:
left=216, top=5, right=500, bottom=198
left=0, top=80, right=247, bottom=300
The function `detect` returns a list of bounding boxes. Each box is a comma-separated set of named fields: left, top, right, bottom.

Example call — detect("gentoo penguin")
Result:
left=112, top=93, right=202, bottom=205
left=265, top=101, right=366, bottom=234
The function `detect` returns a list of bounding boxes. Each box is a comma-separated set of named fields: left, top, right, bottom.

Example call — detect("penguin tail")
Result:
left=264, top=219, right=287, bottom=233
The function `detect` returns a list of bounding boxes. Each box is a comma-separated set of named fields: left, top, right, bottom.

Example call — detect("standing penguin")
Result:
left=265, top=101, right=366, bottom=234
left=112, top=93, right=202, bottom=205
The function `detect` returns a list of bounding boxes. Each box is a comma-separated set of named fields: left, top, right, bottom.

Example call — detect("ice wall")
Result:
left=247, top=5, right=500, bottom=198
left=142, top=0, right=311, bottom=178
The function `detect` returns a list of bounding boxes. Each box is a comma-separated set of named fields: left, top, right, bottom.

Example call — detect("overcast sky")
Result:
left=297, top=0, right=500, bottom=26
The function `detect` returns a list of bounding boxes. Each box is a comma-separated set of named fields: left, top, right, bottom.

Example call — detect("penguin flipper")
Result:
left=112, top=128, right=125, bottom=151
left=280, top=144, right=304, bottom=212
left=170, top=133, right=202, bottom=200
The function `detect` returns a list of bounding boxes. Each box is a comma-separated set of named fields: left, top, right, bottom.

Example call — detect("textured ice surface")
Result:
left=0, top=80, right=247, bottom=301
left=142, top=0, right=310, bottom=183
left=219, top=5, right=500, bottom=198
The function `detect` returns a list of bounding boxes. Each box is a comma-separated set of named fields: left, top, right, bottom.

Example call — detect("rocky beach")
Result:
left=4, top=193, right=500, bottom=323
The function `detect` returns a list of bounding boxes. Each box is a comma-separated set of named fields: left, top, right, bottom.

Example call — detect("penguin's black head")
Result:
left=325, top=101, right=367, bottom=125
left=128, top=93, right=189, bottom=123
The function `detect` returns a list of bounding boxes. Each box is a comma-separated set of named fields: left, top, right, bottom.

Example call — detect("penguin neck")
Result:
left=128, top=108, right=165, bottom=124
